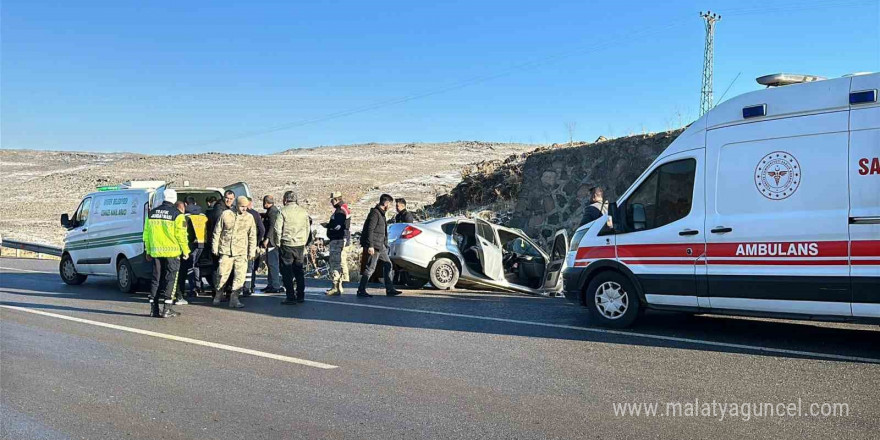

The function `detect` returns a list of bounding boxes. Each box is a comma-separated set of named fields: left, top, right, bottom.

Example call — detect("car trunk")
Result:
left=388, top=223, right=407, bottom=243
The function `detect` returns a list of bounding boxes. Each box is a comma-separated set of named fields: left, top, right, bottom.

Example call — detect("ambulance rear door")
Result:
left=848, top=73, right=880, bottom=318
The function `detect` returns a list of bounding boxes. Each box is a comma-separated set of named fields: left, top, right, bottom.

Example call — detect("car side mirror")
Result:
left=631, top=203, right=647, bottom=231
left=61, top=213, right=71, bottom=228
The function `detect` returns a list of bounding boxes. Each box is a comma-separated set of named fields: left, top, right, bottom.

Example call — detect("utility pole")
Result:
left=699, top=11, right=721, bottom=117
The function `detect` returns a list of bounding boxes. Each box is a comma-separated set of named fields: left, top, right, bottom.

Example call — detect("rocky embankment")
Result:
left=428, top=129, right=684, bottom=248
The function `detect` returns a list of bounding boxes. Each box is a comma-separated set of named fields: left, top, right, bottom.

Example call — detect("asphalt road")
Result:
left=1, top=257, right=878, bottom=439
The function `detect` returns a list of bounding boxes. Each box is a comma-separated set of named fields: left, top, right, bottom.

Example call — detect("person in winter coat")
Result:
left=356, top=193, right=402, bottom=298
left=143, top=188, right=190, bottom=318
left=580, top=187, right=608, bottom=226
left=180, top=196, right=208, bottom=298
left=394, top=198, right=415, bottom=223
left=243, top=197, right=266, bottom=296
left=260, top=195, right=283, bottom=293
left=203, top=190, right=235, bottom=295
left=273, top=190, right=311, bottom=304
left=211, top=196, right=257, bottom=308
left=324, top=192, right=351, bottom=296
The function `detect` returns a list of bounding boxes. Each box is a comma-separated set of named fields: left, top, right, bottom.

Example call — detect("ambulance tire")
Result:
left=60, top=254, right=87, bottom=286
left=116, top=257, right=135, bottom=294
left=585, top=271, right=640, bottom=328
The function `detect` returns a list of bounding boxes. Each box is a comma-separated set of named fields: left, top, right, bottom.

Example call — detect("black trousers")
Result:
left=178, top=247, right=203, bottom=294
left=151, top=257, right=181, bottom=303
left=280, top=245, right=306, bottom=300
left=359, top=246, right=394, bottom=291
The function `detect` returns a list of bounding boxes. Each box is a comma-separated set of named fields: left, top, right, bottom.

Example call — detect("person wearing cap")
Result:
left=143, top=188, right=190, bottom=318
left=273, top=190, right=311, bottom=304
left=324, top=192, right=351, bottom=296
left=211, top=195, right=258, bottom=308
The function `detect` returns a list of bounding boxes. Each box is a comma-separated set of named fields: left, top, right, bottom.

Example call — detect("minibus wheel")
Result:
left=585, top=271, right=640, bottom=328
left=60, top=254, right=87, bottom=285
left=116, top=257, right=135, bottom=293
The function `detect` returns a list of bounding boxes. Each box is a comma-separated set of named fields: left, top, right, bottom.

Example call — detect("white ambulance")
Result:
left=59, top=181, right=251, bottom=293
left=562, top=72, right=879, bottom=328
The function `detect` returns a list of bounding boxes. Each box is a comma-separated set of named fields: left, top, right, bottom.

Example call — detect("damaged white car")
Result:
left=388, top=217, right=568, bottom=295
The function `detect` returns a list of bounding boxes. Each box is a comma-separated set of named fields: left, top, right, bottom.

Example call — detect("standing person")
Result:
left=181, top=196, right=208, bottom=298
left=211, top=196, right=257, bottom=308
left=273, top=190, right=310, bottom=305
left=143, top=189, right=189, bottom=318
left=261, top=195, right=283, bottom=293
left=357, top=194, right=402, bottom=298
left=392, top=197, right=415, bottom=285
left=394, top=198, right=415, bottom=223
left=580, top=187, right=608, bottom=226
left=325, top=192, right=351, bottom=296
left=205, top=190, right=235, bottom=296
left=243, top=197, right=266, bottom=296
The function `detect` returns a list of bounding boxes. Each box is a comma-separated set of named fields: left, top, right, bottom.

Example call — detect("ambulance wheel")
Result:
left=585, top=271, right=640, bottom=328
left=429, top=258, right=459, bottom=290
left=116, top=257, right=135, bottom=293
left=60, top=254, right=87, bottom=285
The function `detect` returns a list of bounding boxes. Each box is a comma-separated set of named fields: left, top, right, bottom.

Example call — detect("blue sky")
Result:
left=2, top=0, right=878, bottom=154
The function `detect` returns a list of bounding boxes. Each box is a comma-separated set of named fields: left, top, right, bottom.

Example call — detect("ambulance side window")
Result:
left=625, top=159, right=696, bottom=231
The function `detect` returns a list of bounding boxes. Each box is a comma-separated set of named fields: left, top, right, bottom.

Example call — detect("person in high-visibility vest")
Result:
left=143, top=188, right=190, bottom=318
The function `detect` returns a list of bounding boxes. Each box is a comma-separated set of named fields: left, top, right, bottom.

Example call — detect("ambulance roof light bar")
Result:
left=756, top=73, right=826, bottom=87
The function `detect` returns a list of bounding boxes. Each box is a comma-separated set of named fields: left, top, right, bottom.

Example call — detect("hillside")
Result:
left=0, top=141, right=537, bottom=245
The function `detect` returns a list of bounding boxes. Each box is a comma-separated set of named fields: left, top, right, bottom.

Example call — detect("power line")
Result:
left=185, top=0, right=877, bottom=148
left=185, top=19, right=690, bottom=149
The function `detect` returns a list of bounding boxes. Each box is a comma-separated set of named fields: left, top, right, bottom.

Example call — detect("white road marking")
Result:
left=300, top=294, right=880, bottom=364
left=0, top=266, right=55, bottom=274
left=2, top=268, right=877, bottom=364
left=0, top=305, right=338, bottom=369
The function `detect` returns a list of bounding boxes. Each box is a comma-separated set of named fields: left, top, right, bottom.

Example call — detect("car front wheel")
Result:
left=429, top=257, right=459, bottom=290
left=585, top=271, right=640, bottom=328
left=60, top=254, right=87, bottom=285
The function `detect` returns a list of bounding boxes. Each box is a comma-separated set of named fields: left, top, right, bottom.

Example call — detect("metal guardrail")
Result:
left=0, top=237, right=63, bottom=257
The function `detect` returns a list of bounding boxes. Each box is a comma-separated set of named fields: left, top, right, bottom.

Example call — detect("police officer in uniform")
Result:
left=143, top=188, right=190, bottom=318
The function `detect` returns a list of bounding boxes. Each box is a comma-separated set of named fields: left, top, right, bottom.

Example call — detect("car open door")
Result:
left=223, top=182, right=252, bottom=200
left=543, top=229, right=568, bottom=290
left=474, top=218, right=505, bottom=281
left=149, top=183, right=168, bottom=209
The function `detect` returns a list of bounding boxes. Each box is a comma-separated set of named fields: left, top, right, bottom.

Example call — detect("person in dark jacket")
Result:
left=260, top=195, right=283, bottom=293
left=392, top=197, right=415, bottom=285
left=356, top=194, right=402, bottom=297
left=580, top=187, right=607, bottom=226
left=243, top=197, right=266, bottom=295
left=204, top=190, right=235, bottom=295
left=325, top=192, right=351, bottom=296
left=394, top=198, right=415, bottom=223
left=178, top=196, right=208, bottom=299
